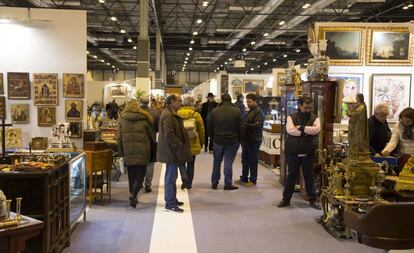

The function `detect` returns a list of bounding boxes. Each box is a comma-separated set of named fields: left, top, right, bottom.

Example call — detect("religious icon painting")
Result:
left=65, top=100, right=83, bottom=120
left=33, top=73, right=58, bottom=106
left=63, top=73, right=84, bottom=98
left=68, top=120, right=82, bottom=138
left=0, top=73, right=4, bottom=95
left=7, top=72, right=30, bottom=99
left=38, top=107, right=56, bottom=127
left=0, top=96, right=5, bottom=119
left=0, top=128, right=23, bottom=148
left=11, top=104, right=30, bottom=124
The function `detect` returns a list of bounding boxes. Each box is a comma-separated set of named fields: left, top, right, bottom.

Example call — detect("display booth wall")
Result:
left=0, top=7, right=87, bottom=147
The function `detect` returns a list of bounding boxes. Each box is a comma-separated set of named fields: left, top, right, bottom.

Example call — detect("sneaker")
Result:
left=211, top=183, right=218, bottom=190
left=309, top=201, right=321, bottom=210
left=223, top=185, right=239, bottom=190
left=244, top=182, right=256, bottom=187
left=144, top=186, right=152, bottom=193
left=176, top=201, right=184, bottom=206
left=165, top=206, right=184, bottom=213
left=277, top=200, right=290, bottom=208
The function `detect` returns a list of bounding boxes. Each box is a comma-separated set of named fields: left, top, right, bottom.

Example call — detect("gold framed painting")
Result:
left=11, top=104, right=29, bottom=124
left=68, top=121, right=82, bottom=138
left=318, top=26, right=365, bottom=65
left=7, top=72, right=30, bottom=99
left=366, top=27, right=413, bottom=66
left=38, top=107, right=56, bottom=127
left=243, top=80, right=264, bottom=94
left=33, top=73, right=58, bottom=105
left=63, top=73, right=84, bottom=98
left=0, top=73, right=4, bottom=95
left=0, top=96, right=5, bottom=119
left=65, top=100, right=83, bottom=120
left=110, top=85, right=128, bottom=98
left=0, top=128, right=23, bottom=148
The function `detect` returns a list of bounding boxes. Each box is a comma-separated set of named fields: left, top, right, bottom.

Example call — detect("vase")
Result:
left=307, top=56, right=329, bottom=81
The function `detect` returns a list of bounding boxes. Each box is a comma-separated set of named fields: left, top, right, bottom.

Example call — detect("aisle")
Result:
left=64, top=151, right=408, bottom=253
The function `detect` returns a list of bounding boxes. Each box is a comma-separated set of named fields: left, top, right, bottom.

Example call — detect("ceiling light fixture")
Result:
left=112, top=65, right=115, bottom=68
left=110, top=16, right=117, bottom=21
left=295, top=49, right=301, bottom=53
left=98, top=0, right=105, bottom=3
left=101, top=59, right=105, bottom=62
left=120, top=28, right=126, bottom=33
left=189, top=47, right=193, bottom=51
left=302, top=3, right=311, bottom=9
left=86, top=51, right=89, bottom=54
left=93, top=55, right=98, bottom=59
left=106, top=63, right=110, bottom=66
left=257, top=65, right=261, bottom=68
left=193, top=31, right=198, bottom=36
left=283, top=54, right=288, bottom=58
left=220, top=65, right=223, bottom=67
left=185, top=57, right=189, bottom=60
left=263, top=33, right=269, bottom=37
left=273, top=59, right=277, bottom=62
left=279, top=21, right=285, bottom=26
left=242, top=48, right=247, bottom=52
left=214, top=70, right=217, bottom=72
left=197, top=19, right=203, bottom=24
left=403, top=5, right=409, bottom=9
left=250, top=68, right=254, bottom=71
left=250, top=41, right=256, bottom=45
left=133, top=46, right=137, bottom=49
left=190, top=40, right=195, bottom=44
left=128, top=38, right=132, bottom=43
left=408, top=2, right=414, bottom=7
left=202, top=1, right=208, bottom=7
left=184, top=61, right=188, bottom=64
left=229, top=58, right=233, bottom=61
left=187, top=53, right=191, bottom=56
left=264, top=62, right=268, bottom=65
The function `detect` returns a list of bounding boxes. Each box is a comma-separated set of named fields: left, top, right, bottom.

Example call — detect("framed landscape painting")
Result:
left=371, top=74, right=411, bottom=122
left=11, top=104, right=30, bottom=124
left=110, top=85, right=128, bottom=98
left=367, top=27, right=413, bottom=65
left=38, top=107, right=56, bottom=127
left=33, top=73, right=58, bottom=105
left=7, top=72, right=30, bottom=99
left=329, top=73, right=363, bottom=121
left=243, top=80, right=264, bottom=93
left=63, top=73, right=84, bottom=98
left=319, top=26, right=364, bottom=65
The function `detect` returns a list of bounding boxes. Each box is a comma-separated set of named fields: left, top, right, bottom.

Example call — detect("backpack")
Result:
left=183, top=111, right=198, bottom=139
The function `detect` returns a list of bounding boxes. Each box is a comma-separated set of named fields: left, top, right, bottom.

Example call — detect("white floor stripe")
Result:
left=149, top=164, right=198, bottom=253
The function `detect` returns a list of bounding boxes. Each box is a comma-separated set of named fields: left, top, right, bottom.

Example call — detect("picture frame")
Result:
left=243, top=79, right=264, bottom=93
left=33, top=73, right=59, bottom=106
left=31, top=137, right=48, bottom=150
left=232, top=86, right=243, bottom=99
left=11, top=104, right=30, bottom=124
left=371, top=74, right=411, bottom=122
left=231, top=79, right=242, bottom=87
left=63, top=73, right=84, bottom=98
left=0, top=96, right=5, bottom=119
left=366, top=27, right=413, bottom=66
left=110, top=85, right=128, bottom=98
left=68, top=121, right=82, bottom=138
left=38, top=107, right=56, bottom=127
left=0, top=128, right=23, bottom=148
left=65, top=100, right=83, bottom=120
left=329, top=73, right=364, bottom=121
left=7, top=72, right=30, bottom=99
left=319, top=26, right=365, bottom=66
left=0, top=73, right=4, bottom=95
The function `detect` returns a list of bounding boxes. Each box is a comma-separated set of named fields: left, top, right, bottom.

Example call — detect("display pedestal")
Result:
left=259, top=126, right=281, bottom=168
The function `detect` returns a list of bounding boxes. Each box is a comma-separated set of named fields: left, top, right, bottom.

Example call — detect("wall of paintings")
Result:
left=315, top=22, right=414, bottom=124
left=0, top=7, right=87, bottom=147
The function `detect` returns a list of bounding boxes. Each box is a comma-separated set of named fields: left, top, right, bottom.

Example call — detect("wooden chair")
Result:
left=85, top=149, right=113, bottom=207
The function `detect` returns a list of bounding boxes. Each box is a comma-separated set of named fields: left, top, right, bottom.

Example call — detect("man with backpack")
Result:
left=177, top=96, right=205, bottom=190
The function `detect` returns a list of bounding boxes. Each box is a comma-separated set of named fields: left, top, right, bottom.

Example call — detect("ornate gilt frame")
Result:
left=318, top=26, right=365, bottom=66
left=366, top=27, right=413, bottom=66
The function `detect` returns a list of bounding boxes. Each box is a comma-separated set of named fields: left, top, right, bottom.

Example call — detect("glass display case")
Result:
left=68, top=152, right=86, bottom=231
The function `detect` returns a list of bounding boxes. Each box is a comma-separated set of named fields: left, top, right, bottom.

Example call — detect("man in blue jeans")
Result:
left=208, top=94, right=243, bottom=190
left=239, top=93, right=264, bottom=187
left=157, top=94, right=193, bottom=213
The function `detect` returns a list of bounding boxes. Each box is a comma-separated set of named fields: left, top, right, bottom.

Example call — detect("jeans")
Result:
left=165, top=163, right=179, bottom=208
left=241, top=141, right=261, bottom=183
left=127, top=165, right=147, bottom=196
left=179, top=156, right=196, bottom=187
left=282, top=154, right=316, bottom=202
left=211, top=143, right=240, bottom=186
left=144, top=162, right=154, bottom=187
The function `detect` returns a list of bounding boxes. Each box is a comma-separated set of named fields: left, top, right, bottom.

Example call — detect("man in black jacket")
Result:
left=201, top=93, right=218, bottom=153
left=368, top=103, right=391, bottom=156
left=239, top=94, right=264, bottom=187
left=277, top=97, right=321, bottom=209
left=208, top=94, right=243, bottom=190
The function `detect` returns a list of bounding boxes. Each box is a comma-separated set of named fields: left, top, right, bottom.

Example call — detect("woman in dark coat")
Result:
left=118, top=101, right=156, bottom=208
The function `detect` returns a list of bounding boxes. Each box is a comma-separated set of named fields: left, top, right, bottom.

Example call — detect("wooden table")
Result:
left=0, top=214, right=43, bottom=253
left=85, top=149, right=112, bottom=207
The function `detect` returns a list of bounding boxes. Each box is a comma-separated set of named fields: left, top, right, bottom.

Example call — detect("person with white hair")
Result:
left=368, top=103, right=391, bottom=156
left=177, top=96, right=205, bottom=189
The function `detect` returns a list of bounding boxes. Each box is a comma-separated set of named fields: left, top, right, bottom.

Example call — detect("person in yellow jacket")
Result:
left=177, top=96, right=205, bottom=189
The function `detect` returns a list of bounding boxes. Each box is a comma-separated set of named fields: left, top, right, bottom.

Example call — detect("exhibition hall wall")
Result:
left=0, top=7, right=87, bottom=147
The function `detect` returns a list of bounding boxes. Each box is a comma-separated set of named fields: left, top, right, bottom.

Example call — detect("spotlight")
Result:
left=273, top=59, right=277, bottom=62
left=264, top=62, right=268, bottom=65
left=187, top=53, right=191, bottom=56
left=133, top=46, right=137, bottom=49
left=93, top=55, right=98, bottom=59
left=120, top=29, right=126, bottom=33
left=190, top=40, right=195, bottom=44
left=197, top=19, right=203, bottom=24
left=283, top=54, right=288, bottom=58
left=224, top=62, right=228, bottom=64
left=242, top=48, right=247, bottom=52
left=403, top=6, right=409, bottom=9
left=302, top=3, right=311, bottom=9
left=189, top=47, right=193, bottom=51
left=86, top=51, right=89, bottom=54
left=263, top=33, right=269, bottom=37
left=128, top=38, right=132, bottom=43
left=295, top=49, right=301, bottom=53
left=185, top=57, right=189, bottom=60
left=106, top=63, right=110, bottom=66
left=250, top=41, right=256, bottom=45
left=229, top=58, right=233, bottom=61
left=250, top=68, right=254, bottom=71
left=193, top=31, right=198, bottom=36
left=110, top=16, right=117, bottom=21
left=98, top=0, right=105, bottom=3
left=202, top=1, right=208, bottom=7
left=279, top=21, right=285, bottom=25
left=112, top=65, right=115, bottom=68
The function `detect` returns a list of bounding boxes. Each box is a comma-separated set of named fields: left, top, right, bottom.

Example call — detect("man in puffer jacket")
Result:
left=177, top=96, right=205, bottom=190
left=118, top=101, right=156, bottom=208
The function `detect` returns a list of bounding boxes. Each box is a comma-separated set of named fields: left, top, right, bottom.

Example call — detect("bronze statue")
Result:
left=346, top=93, right=369, bottom=155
